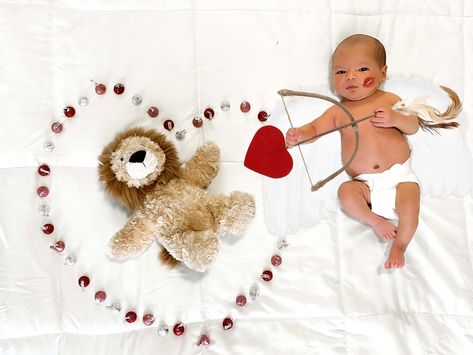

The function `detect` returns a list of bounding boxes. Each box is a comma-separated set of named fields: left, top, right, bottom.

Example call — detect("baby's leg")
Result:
left=338, top=181, right=396, bottom=240
left=385, top=182, right=420, bottom=269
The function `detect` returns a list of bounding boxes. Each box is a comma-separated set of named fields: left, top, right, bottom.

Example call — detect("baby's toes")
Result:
left=383, top=232, right=395, bottom=240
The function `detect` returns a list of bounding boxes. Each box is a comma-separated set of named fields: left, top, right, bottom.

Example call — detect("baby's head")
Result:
left=331, top=34, right=387, bottom=101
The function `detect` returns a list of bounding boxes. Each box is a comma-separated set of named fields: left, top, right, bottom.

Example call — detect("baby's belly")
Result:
left=342, top=135, right=411, bottom=177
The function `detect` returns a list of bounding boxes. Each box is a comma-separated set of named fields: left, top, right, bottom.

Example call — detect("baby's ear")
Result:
left=381, top=65, right=388, bottom=82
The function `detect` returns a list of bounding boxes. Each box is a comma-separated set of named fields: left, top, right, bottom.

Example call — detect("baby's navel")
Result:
left=373, top=164, right=380, bottom=169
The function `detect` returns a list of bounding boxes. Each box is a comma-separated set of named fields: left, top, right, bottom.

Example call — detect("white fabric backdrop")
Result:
left=1, top=1, right=473, bottom=354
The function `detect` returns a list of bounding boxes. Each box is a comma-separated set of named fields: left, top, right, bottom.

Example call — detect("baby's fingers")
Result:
left=286, top=128, right=296, bottom=137
left=285, top=135, right=297, bottom=148
left=374, top=108, right=387, bottom=117
left=370, top=118, right=387, bottom=127
left=370, top=116, right=383, bottom=123
left=286, top=140, right=297, bottom=148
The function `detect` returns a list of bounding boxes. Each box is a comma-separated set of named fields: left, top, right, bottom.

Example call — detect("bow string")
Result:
left=278, top=89, right=374, bottom=191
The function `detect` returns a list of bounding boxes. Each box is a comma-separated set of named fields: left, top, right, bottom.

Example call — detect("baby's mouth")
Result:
left=346, top=85, right=358, bottom=90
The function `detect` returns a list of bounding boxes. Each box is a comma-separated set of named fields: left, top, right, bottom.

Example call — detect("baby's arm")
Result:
left=371, top=93, right=419, bottom=135
left=285, top=107, right=336, bottom=148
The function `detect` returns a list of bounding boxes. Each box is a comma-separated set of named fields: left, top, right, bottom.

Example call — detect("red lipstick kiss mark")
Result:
left=363, top=77, right=375, bottom=87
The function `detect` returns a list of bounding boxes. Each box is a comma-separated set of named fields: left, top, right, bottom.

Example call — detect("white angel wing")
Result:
left=384, top=76, right=473, bottom=197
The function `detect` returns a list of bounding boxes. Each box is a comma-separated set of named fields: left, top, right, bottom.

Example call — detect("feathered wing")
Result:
left=385, top=77, right=473, bottom=198
left=392, top=85, right=461, bottom=132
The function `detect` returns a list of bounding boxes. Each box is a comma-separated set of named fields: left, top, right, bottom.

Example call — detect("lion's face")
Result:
left=98, top=127, right=181, bottom=211
left=110, top=136, right=166, bottom=188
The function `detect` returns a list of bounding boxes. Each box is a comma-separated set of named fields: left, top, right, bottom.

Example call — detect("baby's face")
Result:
left=332, top=42, right=386, bottom=101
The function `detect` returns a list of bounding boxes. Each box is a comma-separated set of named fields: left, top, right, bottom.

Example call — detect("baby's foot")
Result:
left=384, top=245, right=405, bottom=269
left=370, top=218, right=397, bottom=240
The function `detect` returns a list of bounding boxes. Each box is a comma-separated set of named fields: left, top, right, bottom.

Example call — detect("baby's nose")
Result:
left=346, top=70, right=357, bottom=80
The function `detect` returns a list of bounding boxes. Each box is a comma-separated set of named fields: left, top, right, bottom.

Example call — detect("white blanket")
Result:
left=1, top=1, right=473, bottom=354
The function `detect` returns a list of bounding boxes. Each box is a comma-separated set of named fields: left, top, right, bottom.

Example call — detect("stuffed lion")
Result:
left=98, top=127, right=256, bottom=272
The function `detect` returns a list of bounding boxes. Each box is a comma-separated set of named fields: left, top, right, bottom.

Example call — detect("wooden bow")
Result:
left=278, top=89, right=374, bottom=191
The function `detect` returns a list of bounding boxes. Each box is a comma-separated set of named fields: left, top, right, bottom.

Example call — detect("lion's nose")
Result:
left=129, top=150, right=146, bottom=163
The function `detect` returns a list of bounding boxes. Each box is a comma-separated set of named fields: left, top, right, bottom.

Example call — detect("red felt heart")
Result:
left=244, top=125, right=293, bottom=178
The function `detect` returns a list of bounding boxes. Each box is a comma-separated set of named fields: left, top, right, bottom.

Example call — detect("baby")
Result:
left=286, top=34, right=421, bottom=269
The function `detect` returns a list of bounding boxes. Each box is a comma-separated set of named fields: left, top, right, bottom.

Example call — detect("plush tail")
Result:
left=159, top=248, right=181, bottom=268
left=417, top=86, right=461, bottom=132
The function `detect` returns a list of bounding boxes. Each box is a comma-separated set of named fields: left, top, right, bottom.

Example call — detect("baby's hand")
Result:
left=370, top=107, right=400, bottom=128
left=285, top=128, right=301, bottom=148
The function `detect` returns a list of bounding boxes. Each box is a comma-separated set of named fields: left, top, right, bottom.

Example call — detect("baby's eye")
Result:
left=359, top=67, right=369, bottom=72
left=335, top=70, right=346, bottom=75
